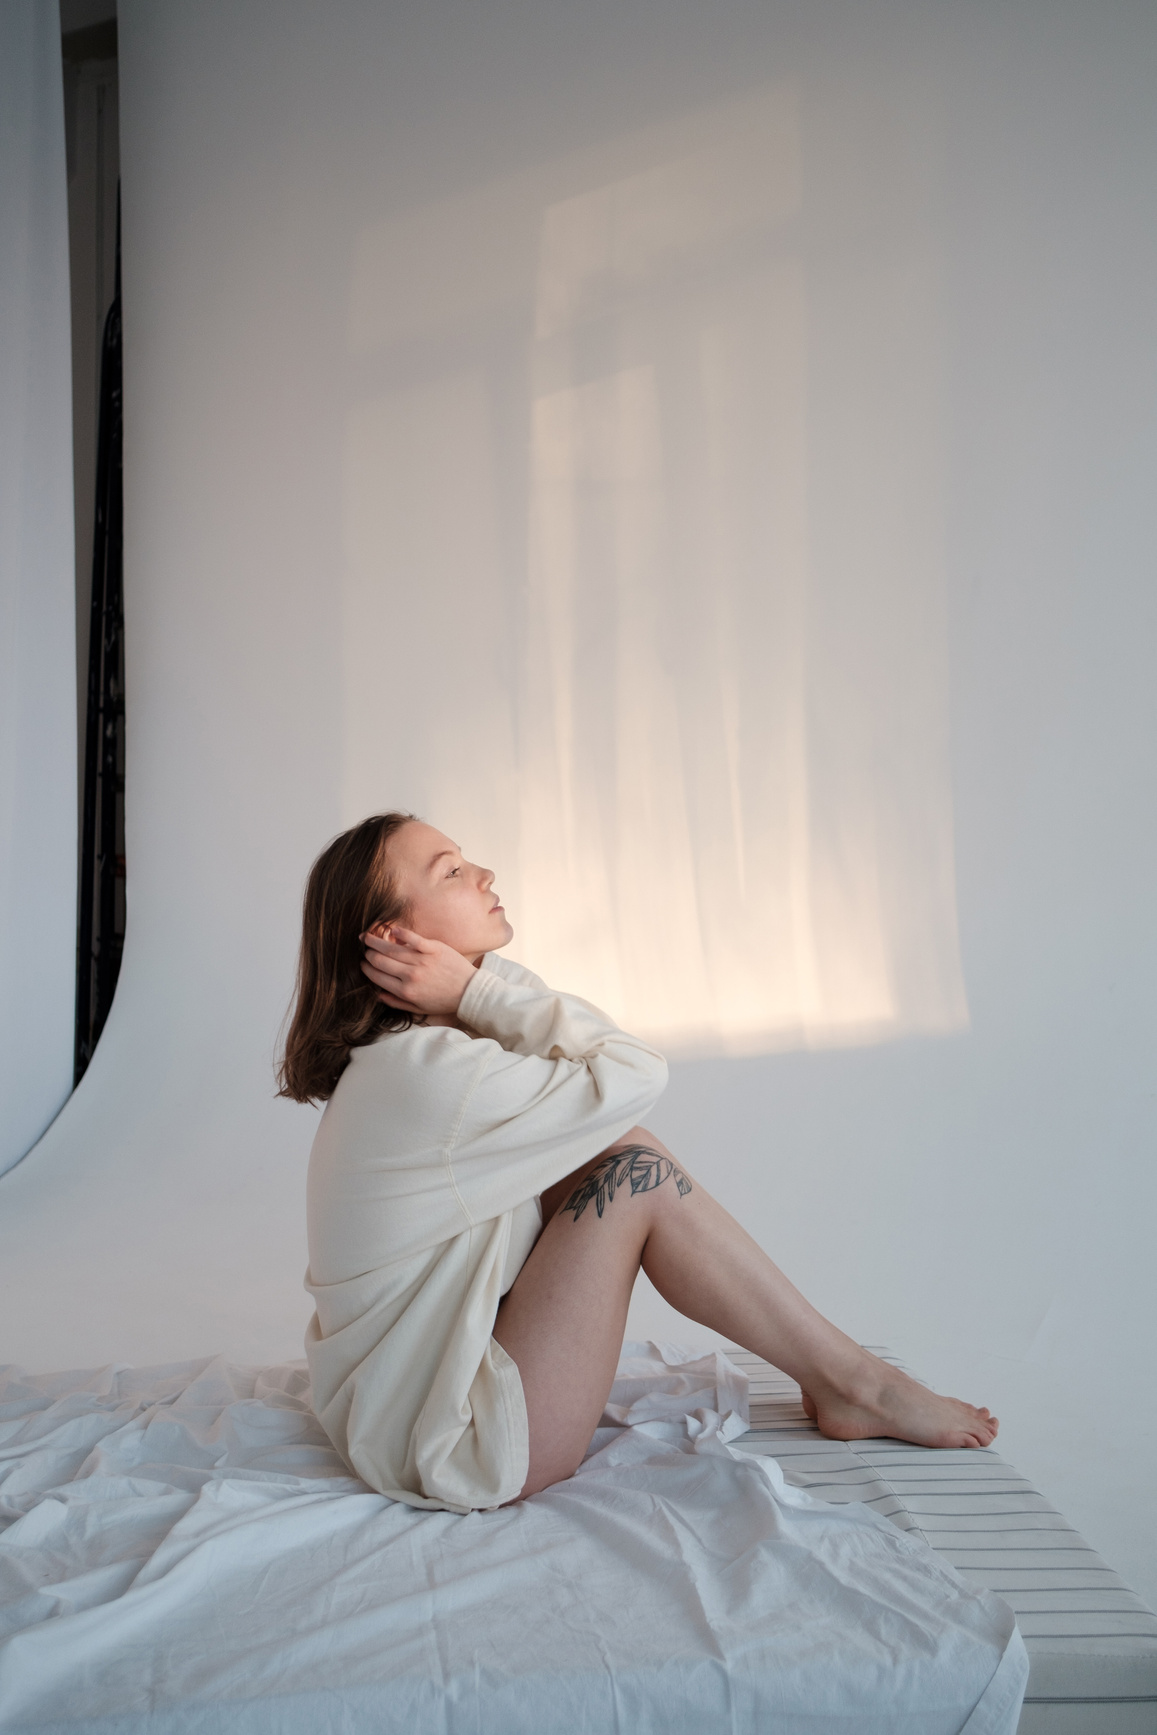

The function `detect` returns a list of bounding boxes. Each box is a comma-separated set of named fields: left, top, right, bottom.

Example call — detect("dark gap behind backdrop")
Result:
left=63, top=11, right=123, bottom=1079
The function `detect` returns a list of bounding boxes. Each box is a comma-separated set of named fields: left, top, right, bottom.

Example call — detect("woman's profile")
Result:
left=278, top=811, right=997, bottom=1513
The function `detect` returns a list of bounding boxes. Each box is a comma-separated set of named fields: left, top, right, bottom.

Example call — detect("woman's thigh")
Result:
left=492, top=1126, right=692, bottom=1500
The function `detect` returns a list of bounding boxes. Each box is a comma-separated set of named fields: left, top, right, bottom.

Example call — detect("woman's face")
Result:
left=383, top=821, right=514, bottom=963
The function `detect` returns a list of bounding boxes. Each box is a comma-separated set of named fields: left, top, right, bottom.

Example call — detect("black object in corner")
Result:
left=75, top=188, right=124, bottom=1085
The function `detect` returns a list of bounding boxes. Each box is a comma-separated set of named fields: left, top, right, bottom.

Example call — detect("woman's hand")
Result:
left=360, top=925, right=477, bottom=1015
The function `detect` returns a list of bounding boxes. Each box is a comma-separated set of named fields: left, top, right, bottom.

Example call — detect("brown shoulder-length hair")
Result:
left=277, top=811, right=418, bottom=1104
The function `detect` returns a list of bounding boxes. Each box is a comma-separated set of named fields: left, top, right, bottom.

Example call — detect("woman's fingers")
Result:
left=384, top=925, right=430, bottom=950
left=360, top=934, right=414, bottom=976
left=360, top=925, right=430, bottom=955
left=361, top=958, right=408, bottom=990
left=361, top=929, right=405, bottom=956
left=360, top=926, right=436, bottom=1003
left=358, top=926, right=470, bottom=1015
left=358, top=926, right=426, bottom=1011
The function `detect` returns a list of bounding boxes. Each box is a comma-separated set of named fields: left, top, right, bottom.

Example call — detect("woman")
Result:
left=279, top=811, right=997, bottom=1514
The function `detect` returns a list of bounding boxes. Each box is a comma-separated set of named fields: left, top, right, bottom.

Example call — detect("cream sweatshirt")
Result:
left=304, top=953, right=668, bottom=1512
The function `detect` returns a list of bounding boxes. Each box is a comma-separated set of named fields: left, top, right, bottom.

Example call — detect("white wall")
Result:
left=0, top=0, right=77, bottom=1177
left=1, top=0, right=1154, bottom=1606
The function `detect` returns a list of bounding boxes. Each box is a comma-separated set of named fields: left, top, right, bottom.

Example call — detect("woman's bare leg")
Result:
left=494, top=1126, right=997, bottom=1499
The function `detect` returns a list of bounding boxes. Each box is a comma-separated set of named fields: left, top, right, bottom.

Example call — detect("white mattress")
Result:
left=0, top=1345, right=1035, bottom=1734
left=727, top=1350, right=1157, bottom=1734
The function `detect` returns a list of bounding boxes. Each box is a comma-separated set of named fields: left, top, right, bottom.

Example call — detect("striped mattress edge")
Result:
left=722, top=1347, right=1157, bottom=1727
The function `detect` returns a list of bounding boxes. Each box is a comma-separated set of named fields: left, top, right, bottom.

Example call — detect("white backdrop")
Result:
left=1, top=0, right=1155, bottom=1606
left=0, top=0, right=76, bottom=1177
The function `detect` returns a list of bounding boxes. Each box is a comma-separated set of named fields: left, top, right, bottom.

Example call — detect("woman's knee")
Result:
left=559, top=1138, right=695, bottom=1225
left=540, top=1130, right=693, bottom=1226
left=604, top=1123, right=666, bottom=1156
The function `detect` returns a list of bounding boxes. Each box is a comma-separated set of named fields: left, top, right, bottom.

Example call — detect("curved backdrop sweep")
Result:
left=2, top=0, right=1155, bottom=1604
left=0, top=0, right=76, bottom=1179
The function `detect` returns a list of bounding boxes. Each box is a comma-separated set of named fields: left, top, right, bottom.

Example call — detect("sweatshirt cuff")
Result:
left=456, top=963, right=511, bottom=1033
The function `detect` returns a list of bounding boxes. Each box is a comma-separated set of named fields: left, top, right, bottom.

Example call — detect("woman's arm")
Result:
left=360, top=926, right=667, bottom=1218
left=450, top=976, right=668, bottom=1222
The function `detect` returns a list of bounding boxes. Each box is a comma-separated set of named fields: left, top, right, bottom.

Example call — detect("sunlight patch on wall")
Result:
left=342, top=80, right=968, bottom=1056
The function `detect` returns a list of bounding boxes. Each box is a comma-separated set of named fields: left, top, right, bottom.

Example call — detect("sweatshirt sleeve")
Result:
left=477, top=951, right=549, bottom=994
left=448, top=965, right=668, bottom=1222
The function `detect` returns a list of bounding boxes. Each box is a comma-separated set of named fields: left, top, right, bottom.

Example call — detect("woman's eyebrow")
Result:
left=427, top=848, right=458, bottom=874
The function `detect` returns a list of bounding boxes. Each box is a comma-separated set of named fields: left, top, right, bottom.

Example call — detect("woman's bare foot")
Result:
left=799, top=1358, right=998, bottom=1449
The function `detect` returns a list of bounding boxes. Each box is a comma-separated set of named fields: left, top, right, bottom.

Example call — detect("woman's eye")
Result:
left=449, top=866, right=461, bottom=877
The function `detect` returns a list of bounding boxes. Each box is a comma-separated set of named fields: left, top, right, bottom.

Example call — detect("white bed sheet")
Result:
left=0, top=1347, right=1028, bottom=1734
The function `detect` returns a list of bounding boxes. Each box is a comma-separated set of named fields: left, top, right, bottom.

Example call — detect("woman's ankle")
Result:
left=804, top=1344, right=891, bottom=1412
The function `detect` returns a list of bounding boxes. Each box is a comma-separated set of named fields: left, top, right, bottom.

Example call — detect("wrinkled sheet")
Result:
left=0, top=1344, right=1027, bottom=1734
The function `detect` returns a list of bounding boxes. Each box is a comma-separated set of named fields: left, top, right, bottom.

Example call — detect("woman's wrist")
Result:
left=449, top=954, right=479, bottom=1013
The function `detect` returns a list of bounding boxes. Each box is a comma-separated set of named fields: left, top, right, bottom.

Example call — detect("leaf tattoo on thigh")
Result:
left=562, top=1145, right=692, bottom=1222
